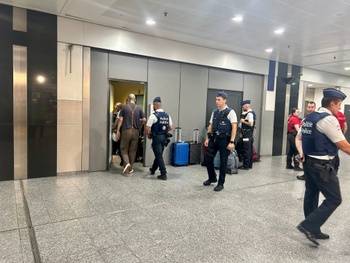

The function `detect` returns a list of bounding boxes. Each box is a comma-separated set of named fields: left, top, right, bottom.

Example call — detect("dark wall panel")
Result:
left=272, top=62, right=288, bottom=156
left=0, top=4, right=14, bottom=180
left=289, top=65, right=301, bottom=112
left=27, top=11, right=57, bottom=178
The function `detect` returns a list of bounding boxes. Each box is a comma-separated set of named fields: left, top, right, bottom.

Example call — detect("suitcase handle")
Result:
left=193, top=129, right=199, bottom=143
left=175, top=127, right=182, bottom=142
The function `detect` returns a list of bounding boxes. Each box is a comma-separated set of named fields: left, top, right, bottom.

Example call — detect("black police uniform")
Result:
left=205, top=108, right=232, bottom=186
left=299, top=111, right=341, bottom=238
left=150, top=111, right=170, bottom=177
left=240, top=110, right=256, bottom=169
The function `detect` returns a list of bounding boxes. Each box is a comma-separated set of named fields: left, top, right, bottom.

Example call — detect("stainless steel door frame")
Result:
left=13, top=45, right=28, bottom=180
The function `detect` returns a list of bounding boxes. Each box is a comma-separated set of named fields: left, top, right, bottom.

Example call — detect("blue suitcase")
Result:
left=171, top=142, right=189, bottom=166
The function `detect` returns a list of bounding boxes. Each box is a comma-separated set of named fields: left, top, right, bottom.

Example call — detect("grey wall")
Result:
left=90, top=50, right=108, bottom=171
left=209, top=69, right=244, bottom=92
left=89, top=51, right=264, bottom=170
left=109, top=54, right=147, bottom=82
left=178, top=64, right=209, bottom=141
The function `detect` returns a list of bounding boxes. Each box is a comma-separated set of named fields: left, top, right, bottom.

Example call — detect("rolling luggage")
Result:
left=188, top=129, right=201, bottom=165
left=213, top=150, right=239, bottom=174
left=171, top=127, right=189, bottom=166
left=252, top=147, right=261, bottom=162
left=227, top=149, right=239, bottom=174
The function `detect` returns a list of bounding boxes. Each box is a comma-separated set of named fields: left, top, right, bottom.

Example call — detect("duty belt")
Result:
left=305, top=155, right=336, bottom=182
left=305, top=155, right=335, bottom=166
left=208, top=132, right=230, bottom=138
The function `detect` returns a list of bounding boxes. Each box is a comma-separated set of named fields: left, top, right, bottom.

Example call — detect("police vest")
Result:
left=301, top=112, right=338, bottom=156
left=212, top=108, right=232, bottom=134
left=241, top=110, right=256, bottom=130
left=151, top=111, right=169, bottom=135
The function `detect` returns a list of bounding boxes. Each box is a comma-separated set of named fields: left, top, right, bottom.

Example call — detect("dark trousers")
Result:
left=205, top=137, right=230, bottom=185
left=112, top=140, right=124, bottom=163
left=301, top=157, right=342, bottom=234
left=287, top=133, right=299, bottom=167
left=242, top=136, right=253, bottom=168
left=151, top=134, right=167, bottom=176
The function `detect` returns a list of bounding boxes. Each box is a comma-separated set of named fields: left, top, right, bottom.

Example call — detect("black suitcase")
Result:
left=188, top=129, right=201, bottom=165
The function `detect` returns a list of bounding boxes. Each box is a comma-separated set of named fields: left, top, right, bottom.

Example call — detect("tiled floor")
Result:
left=1, top=153, right=350, bottom=263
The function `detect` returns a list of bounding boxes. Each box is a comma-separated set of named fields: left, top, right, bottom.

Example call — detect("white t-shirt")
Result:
left=298, top=107, right=344, bottom=143
left=146, top=109, right=173, bottom=127
left=299, top=107, right=345, bottom=159
left=244, top=109, right=254, bottom=123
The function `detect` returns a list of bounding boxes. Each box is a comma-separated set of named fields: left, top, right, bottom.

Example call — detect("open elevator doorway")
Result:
left=109, top=80, right=147, bottom=171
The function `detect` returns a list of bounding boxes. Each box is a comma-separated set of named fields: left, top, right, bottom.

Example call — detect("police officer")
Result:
left=238, top=100, right=256, bottom=170
left=145, top=97, right=172, bottom=180
left=203, top=91, right=237, bottom=191
left=296, top=88, right=350, bottom=246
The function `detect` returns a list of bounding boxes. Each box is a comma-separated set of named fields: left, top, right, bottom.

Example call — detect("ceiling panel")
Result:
left=277, top=0, right=350, bottom=17
left=1, top=0, right=350, bottom=77
left=64, top=0, right=116, bottom=20
left=0, top=0, right=67, bottom=14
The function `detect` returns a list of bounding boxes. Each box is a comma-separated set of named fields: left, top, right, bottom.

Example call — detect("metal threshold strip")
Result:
left=20, top=180, right=42, bottom=263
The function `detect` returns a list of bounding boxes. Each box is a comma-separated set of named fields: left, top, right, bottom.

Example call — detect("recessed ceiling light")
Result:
left=265, top=48, right=273, bottom=53
left=146, top=19, right=156, bottom=25
left=36, top=75, right=45, bottom=84
left=274, top=28, right=284, bottom=35
left=345, top=67, right=350, bottom=71
left=232, top=16, right=243, bottom=22
left=307, top=84, right=313, bottom=87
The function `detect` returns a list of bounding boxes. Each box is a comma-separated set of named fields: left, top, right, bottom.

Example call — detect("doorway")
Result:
left=109, top=80, right=147, bottom=169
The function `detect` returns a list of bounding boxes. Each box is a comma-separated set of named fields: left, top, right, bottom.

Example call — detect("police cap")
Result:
left=217, top=91, right=228, bottom=99
left=153, top=97, right=161, bottom=103
left=323, top=88, right=347, bottom=100
left=241, top=100, right=251, bottom=106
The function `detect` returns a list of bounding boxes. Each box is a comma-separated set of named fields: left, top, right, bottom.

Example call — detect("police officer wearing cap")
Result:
left=203, top=91, right=237, bottom=191
left=145, top=97, right=173, bottom=180
left=238, top=100, right=256, bottom=170
left=296, top=88, right=350, bottom=246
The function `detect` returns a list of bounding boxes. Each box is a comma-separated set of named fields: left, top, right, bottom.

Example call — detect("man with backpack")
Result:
left=203, top=91, right=237, bottom=191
